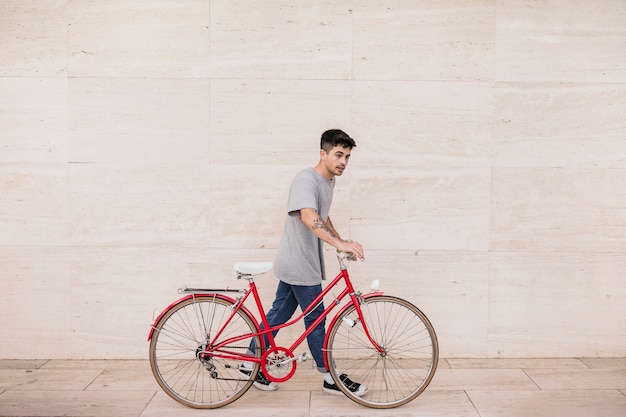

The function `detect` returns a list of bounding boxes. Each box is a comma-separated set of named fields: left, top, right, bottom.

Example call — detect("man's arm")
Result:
left=300, top=208, right=365, bottom=260
left=325, top=216, right=341, bottom=240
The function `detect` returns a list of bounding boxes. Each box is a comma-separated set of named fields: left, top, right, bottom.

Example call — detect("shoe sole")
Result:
left=238, top=370, right=278, bottom=391
left=323, top=387, right=345, bottom=396
left=253, top=381, right=278, bottom=391
left=323, top=386, right=367, bottom=397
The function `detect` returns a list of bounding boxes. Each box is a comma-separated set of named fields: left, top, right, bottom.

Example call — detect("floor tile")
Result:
left=42, top=359, right=150, bottom=370
left=0, top=368, right=101, bottom=391
left=429, top=369, right=538, bottom=390
left=0, top=390, right=155, bottom=417
left=141, top=390, right=311, bottom=417
left=468, top=389, right=626, bottom=417
left=277, top=367, right=323, bottom=391
left=311, top=389, right=480, bottom=417
left=0, top=359, right=48, bottom=370
left=579, top=357, right=626, bottom=369
left=86, top=367, right=160, bottom=391
left=1, top=359, right=624, bottom=416
left=447, top=358, right=587, bottom=369
left=524, top=368, right=626, bottom=390
left=437, top=358, right=452, bottom=369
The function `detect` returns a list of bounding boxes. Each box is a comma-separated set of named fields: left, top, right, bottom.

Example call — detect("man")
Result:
left=239, top=129, right=367, bottom=396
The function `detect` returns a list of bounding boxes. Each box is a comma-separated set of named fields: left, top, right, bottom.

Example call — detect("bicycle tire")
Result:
left=325, top=295, right=438, bottom=408
left=149, top=295, right=261, bottom=409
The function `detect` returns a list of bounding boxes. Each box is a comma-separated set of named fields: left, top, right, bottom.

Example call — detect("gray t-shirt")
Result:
left=274, top=167, right=334, bottom=285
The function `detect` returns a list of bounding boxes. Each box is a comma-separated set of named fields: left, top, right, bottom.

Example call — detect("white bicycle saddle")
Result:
left=233, top=262, right=273, bottom=275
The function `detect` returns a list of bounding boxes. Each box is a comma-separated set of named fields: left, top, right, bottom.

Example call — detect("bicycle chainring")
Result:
left=262, top=347, right=296, bottom=383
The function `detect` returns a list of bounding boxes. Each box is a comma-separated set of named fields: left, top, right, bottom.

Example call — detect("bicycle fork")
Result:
left=344, top=293, right=387, bottom=357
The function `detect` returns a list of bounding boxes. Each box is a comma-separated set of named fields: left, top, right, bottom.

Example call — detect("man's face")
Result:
left=321, top=145, right=352, bottom=177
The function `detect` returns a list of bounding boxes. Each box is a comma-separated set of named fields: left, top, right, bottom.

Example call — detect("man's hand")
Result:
left=336, top=240, right=365, bottom=261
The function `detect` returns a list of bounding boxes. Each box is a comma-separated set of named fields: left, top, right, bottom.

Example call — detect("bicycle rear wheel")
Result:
left=149, top=295, right=261, bottom=409
left=326, top=295, right=438, bottom=408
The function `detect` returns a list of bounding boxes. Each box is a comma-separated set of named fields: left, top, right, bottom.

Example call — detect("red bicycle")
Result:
left=148, top=252, right=438, bottom=409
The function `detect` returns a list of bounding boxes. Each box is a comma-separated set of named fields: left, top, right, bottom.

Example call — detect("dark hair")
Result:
left=320, top=129, right=357, bottom=153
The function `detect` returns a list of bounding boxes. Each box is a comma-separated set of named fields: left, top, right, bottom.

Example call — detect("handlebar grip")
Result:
left=337, top=251, right=356, bottom=261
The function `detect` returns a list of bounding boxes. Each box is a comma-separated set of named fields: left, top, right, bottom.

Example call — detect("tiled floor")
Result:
left=0, top=358, right=624, bottom=417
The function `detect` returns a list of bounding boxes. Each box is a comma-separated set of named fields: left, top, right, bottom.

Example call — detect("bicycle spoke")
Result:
left=326, top=296, right=438, bottom=408
left=149, top=296, right=261, bottom=409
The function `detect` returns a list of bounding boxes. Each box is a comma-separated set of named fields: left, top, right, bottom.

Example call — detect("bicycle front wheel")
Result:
left=326, top=295, right=438, bottom=408
left=149, top=295, right=261, bottom=409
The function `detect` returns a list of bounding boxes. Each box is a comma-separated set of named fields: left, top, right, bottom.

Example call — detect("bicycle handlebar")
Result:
left=337, top=251, right=356, bottom=261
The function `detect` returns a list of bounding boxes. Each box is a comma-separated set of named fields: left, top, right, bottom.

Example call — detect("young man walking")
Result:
left=240, top=129, right=367, bottom=396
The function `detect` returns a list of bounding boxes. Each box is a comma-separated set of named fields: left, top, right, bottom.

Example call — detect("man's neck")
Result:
left=313, top=162, right=334, bottom=181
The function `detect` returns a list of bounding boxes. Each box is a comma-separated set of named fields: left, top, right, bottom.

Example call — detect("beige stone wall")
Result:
left=1, top=1, right=625, bottom=359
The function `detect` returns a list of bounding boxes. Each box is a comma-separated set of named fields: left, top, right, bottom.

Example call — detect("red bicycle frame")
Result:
left=149, top=260, right=385, bottom=376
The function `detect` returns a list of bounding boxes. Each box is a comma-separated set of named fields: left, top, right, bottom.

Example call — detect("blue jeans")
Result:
left=250, top=280, right=327, bottom=373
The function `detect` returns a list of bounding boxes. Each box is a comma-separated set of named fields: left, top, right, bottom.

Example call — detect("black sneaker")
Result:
left=238, top=365, right=278, bottom=391
left=323, top=374, right=367, bottom=397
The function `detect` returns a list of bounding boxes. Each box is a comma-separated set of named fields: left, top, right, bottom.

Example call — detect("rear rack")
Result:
left=178, top=286, right=246, bottom=294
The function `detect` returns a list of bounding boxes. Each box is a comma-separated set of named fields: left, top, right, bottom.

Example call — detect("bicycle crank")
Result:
left=278, top=351, right=310, bottom=366
left=261, top=347, right=299, bottom=383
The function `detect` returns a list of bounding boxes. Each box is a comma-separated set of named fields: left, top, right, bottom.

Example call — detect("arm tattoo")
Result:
left=312, top=216, right=339, bottom=239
